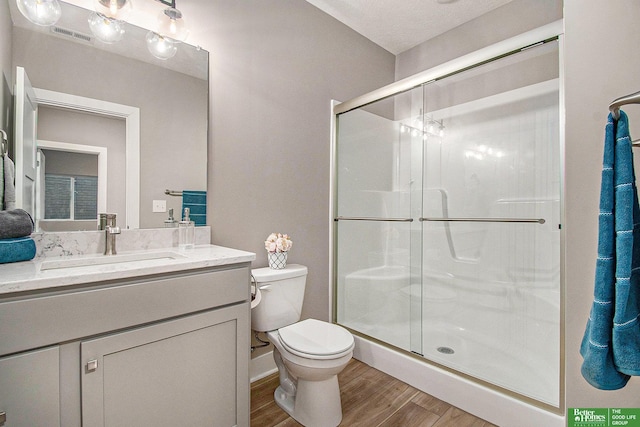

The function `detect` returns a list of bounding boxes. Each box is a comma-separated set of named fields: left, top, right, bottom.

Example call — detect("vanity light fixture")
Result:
left=154, top=0, right=189, bottom=42
left=88, top=12, right=125, bottom=44
left=16, top=0, right=61, bottom=26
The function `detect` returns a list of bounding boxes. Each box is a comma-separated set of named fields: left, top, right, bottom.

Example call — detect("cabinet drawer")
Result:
left=0, top=266, right=250, bottom=356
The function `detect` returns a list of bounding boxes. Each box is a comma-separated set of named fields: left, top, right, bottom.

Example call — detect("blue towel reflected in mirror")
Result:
left=182, top=190, right=207, bottom=226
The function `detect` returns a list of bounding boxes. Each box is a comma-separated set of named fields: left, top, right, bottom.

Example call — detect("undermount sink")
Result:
left=40, top=251, right=187, bottom=271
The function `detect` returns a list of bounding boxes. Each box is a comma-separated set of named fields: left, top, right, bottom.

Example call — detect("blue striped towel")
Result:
left=581, top=110, right=640, bottom=389
left=182, top=190, right=206, bottom=226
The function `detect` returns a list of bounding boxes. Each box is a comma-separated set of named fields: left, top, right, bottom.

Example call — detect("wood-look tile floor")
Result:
left=250, top=358, right=498, bottom=427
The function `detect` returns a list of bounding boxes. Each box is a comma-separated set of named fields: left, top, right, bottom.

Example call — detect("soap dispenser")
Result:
left=178, top=207, right=195, bottom=250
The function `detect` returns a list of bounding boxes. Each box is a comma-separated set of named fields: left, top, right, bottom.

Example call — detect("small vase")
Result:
left=267, top=251, right=288, bottom=269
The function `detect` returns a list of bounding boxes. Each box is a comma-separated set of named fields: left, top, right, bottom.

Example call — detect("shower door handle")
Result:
left=419, top=217, right=545, bottom=224
left=334, top=216, right=414, bottom=222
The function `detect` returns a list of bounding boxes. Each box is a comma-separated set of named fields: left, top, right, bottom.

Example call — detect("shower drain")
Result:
left=437, top=346, right=455, bottom=355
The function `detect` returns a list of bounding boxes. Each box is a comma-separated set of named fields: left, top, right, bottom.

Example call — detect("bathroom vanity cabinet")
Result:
left=0, top=255, right=253, bottom=427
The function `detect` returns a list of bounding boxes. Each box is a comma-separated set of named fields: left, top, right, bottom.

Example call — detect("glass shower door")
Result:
left=334, top=37, right=561, bottom=408
left=419, top=40, right=561, bottom=405
left=335, top=88, right=423, bottom=355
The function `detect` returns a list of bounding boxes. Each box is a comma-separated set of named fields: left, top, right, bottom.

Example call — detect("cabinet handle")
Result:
left=86, top=359, right=99, bottom=372
left=0, top=411, right=6, bottom=425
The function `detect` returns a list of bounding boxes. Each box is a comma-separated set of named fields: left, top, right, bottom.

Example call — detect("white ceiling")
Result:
left=304, top=0, right=514, bottom=54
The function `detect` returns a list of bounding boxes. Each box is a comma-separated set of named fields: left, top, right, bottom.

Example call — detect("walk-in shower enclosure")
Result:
left=333, top=30, right=561, bottom=408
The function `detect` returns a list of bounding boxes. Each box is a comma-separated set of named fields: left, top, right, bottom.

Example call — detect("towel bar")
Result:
left=334, top=216, right=414, bottom=222
left=420, top=217, right=545, bottom=224
left=609, top=90, right=640, bottom=120
left=165, top=189, right=183, bottom=196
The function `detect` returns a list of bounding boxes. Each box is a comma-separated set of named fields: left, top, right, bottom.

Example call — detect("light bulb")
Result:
left=156, top=7, right=189, bottom=42
left=146, top=31, right=178, bottom=60
left=16, top=0, right=61, bottom=26
left=94, top=0, right=131, bottom=20
left=88, top=12, right=125, bottom=44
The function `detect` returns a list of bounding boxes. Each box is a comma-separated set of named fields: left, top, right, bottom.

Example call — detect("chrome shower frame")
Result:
left=329, top=20, right=566, bottom=427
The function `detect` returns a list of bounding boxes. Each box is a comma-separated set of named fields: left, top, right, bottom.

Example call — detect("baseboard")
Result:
left=250, top=350, right=277, bottom=383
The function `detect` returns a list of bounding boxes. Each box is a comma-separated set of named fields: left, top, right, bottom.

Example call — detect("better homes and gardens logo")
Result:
left=569, top=408, right=640, bottom=427
left=572, top=409, right=608, bottom=426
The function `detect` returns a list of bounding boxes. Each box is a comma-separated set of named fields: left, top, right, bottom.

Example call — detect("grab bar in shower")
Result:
left=335, top=216, right=544, bottom=223
left=420, top=217, right=545, bottom=224
left=334, top=216, right=414, bottom=222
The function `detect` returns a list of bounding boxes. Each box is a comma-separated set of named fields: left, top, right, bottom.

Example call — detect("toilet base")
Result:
left=274, top=375, right=342, bottom=427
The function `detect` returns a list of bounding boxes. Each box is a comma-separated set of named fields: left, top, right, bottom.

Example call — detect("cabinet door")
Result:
left=82, top=305, right=246, bottom=427
left=0, top=347, right=60, bottom=427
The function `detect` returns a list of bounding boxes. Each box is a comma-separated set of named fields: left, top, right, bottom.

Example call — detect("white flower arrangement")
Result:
left=265, top=233, right=293, bottom=253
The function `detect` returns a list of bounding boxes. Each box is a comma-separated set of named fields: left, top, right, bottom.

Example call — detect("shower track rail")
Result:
left=333, top=20, right=562, bottom=115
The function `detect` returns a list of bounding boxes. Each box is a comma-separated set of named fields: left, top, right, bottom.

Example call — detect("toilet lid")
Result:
left=278, top=319, right=354, bottom=357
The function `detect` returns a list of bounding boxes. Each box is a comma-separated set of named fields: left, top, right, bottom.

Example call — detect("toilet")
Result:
left=251, top=264, right=354, bottom=427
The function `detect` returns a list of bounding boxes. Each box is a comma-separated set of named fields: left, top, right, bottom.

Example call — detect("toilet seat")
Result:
left=278, top=319, right=354, bottom=359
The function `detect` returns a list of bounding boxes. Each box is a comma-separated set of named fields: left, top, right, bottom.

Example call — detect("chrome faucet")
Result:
left=99, top=213, right=121, bottom=255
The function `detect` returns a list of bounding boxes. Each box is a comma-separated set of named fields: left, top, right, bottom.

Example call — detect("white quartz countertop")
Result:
left=0, top=245, right=256, bottom=295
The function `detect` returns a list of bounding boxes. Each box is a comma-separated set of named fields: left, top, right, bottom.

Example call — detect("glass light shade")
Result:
left=88, top=12, right=125, bottom=44
left=146, top=31, right=177, bottom=60
left=156, top=7, right=188, bottom=42
left=94, top=0, right=132, bottom=20
left=16, top=0, right=61, bottom=26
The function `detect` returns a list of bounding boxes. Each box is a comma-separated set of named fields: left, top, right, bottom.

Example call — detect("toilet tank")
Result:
left=251, top=264, right=308, bottom=332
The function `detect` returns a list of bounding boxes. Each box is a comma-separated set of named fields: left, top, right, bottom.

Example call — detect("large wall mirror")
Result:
left=5, top=0, right=208, bottom=231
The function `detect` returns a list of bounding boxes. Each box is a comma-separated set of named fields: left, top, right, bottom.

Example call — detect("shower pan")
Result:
left=332, top=26, right=562, bottom=414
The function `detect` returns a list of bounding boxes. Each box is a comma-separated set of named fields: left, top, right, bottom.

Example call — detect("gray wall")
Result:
left=395, top=0, right=563, bottom=81
left=38, top=106, right=126, bottom=222
left=196, top=0, right=396, bottom=324
left=564, top=0, right=640, bottom=409
left=41, top=149, right=98, bottom=177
